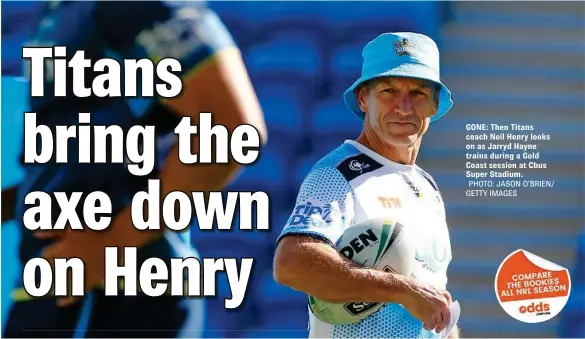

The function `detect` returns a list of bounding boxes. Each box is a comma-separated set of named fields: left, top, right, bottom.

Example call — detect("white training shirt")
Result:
left=277, top=140, right=453, bottom=339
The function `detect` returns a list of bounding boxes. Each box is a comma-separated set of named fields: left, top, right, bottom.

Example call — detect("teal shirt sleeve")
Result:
left=94, top=1, right=237, bottom=78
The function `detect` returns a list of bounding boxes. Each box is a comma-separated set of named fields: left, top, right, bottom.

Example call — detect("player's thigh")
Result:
left=3, top=298, right=82, bottom=338
left=83, top=293, right=204, bottom=338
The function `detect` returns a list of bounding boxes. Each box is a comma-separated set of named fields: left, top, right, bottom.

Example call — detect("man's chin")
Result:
left=383, top=134, right=419, bottom=148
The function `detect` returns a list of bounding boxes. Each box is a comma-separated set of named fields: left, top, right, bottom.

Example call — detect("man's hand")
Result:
left=34, top=227, right=110, bottom=307
left=32, top=205, right=154, bottom=307
left=398, top=277, right=452, bottom=333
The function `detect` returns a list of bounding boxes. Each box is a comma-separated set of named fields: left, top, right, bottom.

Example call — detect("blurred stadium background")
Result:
left=2, top=1, right=584, bottom=338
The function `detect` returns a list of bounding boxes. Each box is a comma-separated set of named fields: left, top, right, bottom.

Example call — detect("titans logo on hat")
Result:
left=393, top=38, right=416, bottom=57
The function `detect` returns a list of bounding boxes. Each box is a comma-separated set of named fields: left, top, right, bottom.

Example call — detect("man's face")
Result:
left=356, top=77, right=438, bottom=147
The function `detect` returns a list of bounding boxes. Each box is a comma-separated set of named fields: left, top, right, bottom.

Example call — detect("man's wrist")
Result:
left=386, top=273, right=415, bottom=305
left=110, top=204, right=164, bottom=248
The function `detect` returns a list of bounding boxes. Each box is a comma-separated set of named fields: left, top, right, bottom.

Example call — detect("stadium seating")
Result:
left=254, top=82, right=306, bottom=134
left=245, top=37, right=323, bottom=79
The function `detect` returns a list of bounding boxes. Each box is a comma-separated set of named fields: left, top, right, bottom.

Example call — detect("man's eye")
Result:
left=381, top=88, right=396, bottom=94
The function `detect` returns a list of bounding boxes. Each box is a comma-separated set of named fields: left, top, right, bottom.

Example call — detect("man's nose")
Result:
left=395, top=94, right=413, bottom=116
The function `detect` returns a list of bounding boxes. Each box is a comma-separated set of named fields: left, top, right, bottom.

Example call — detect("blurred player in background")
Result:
left=3, top=1, right=266, bottom=337
left=274, top=32, right=458, bottom=338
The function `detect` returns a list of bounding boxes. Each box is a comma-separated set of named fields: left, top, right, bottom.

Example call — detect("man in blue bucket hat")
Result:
left=274, top=32, right=460, bottom=338
left=344, top=32, right=453, bottom=124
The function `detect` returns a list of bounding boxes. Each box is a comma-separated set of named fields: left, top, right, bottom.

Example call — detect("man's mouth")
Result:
left=388, top=121, right=417, bottom=127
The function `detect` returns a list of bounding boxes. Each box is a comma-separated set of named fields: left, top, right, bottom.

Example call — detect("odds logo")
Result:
left=495, top=249, right=571, bottom=323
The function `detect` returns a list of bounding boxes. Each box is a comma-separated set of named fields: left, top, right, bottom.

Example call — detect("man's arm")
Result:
left=94, top=1, right=267, bottom=246
left=273, top=166, right=408, bottom=303
left=274, top=235, right=412, bottom=303
left=110, top=48, right=266, bottom=247
left=274, top=233, right=453, bottom=333
left=160, top=46, right=267, bottom=194
left=273, top=166, right=453, bottom=332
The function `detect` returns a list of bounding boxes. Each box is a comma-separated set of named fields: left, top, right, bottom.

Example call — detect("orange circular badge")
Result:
left=495, top=249, right=571, bottom=323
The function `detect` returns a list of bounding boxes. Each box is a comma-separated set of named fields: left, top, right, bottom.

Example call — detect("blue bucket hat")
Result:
left=343, top=32, right=453, bottom=123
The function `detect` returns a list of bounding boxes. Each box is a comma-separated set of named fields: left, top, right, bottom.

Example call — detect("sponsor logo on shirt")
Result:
left=337, top=154, right=382, bottom=181
left=349, top=160, right=370, bottom=173
left=136, top=8, right=205, bottom=62
left=343, top=266, right=393, bottom=315
left=378, top=196, right=401, bottom=209
left=288, top=201, right=332, bottom=227
left=399, top=173, right=422, bottom=198
left=413, top=231, right=451, bottom=274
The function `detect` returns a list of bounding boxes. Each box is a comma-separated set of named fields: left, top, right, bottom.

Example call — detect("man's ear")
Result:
left=429, top=106, right=438, bottom=118
left=356, top=86, right=369, bottom=113
left=429, top=86, right=439, bottom=117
